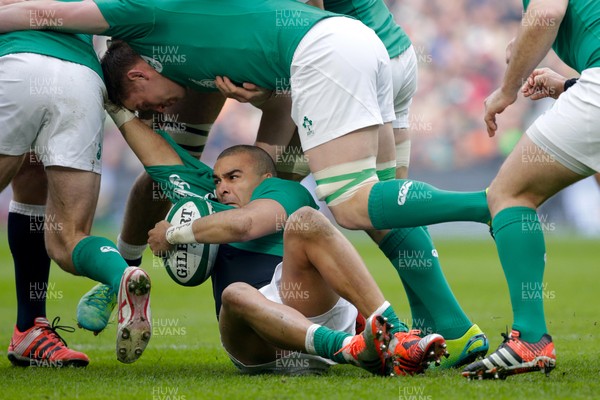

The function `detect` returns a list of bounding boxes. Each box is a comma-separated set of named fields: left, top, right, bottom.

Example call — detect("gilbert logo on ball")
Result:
left=163, top=197, right=218, bottom=286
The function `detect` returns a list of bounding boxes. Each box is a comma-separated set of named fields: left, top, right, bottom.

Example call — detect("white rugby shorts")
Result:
left=0, top=53, right=106, bottom=173
left=527, top=67, right=600, bottom=175
left=391, top=45, right=418, bottom=129
left=291, top=17, right=395, bottom=151
left=227, top=262, right=358, bottom=374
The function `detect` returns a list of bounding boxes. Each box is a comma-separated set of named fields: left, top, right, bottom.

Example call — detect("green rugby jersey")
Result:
left=323, top=0, right=411, bottom=58
left=145, top=131, right=318, bottom=257
left=523, top=0, right=600, bottom=72
left=0, top=31, right=102, bottom=78
left=95, top=0, right=338, bottom=91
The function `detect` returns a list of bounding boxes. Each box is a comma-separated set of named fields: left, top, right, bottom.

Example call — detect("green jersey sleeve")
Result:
left=250, top=178, right=318, bottom=216
left=94, top=0, right=155, bottom=39
left=144, top=130, right=216, bottom=203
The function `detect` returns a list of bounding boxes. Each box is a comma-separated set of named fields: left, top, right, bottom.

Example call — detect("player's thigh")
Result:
left=376, top=122, right=395, bottom=164
left=394, top=128, right=410, bottom=179
left=488, top=134, right=584, bottom=216
left=219, top=284, right=279, bottom=365
left=280, top=210, right=339, bottom=317
left=11, top=153, right=47, bottom=205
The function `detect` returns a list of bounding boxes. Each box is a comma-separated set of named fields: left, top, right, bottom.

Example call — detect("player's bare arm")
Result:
left=0, top=0, right=108, bottom=33
left=148, top=198, right=287, bottom=254
left=119, top=119, right=184, bottom=167
left=484, top=0, right=567, bottom=137
left=0, top=0, right=26, bottom=7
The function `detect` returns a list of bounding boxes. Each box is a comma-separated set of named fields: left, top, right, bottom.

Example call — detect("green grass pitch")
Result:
left=0, top=232, right=598, bottom=399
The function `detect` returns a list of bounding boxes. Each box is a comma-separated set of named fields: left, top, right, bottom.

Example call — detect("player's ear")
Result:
left=126, top=68, right=149, bottom=82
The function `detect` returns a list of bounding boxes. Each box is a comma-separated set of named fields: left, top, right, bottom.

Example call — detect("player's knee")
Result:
left=328, top=199, right=370, bottom=230
left=221, top=282, right=254, bottom=313
left=487, top=179, right=540, bottom=215
left=285, top=207, right=334, bottom=241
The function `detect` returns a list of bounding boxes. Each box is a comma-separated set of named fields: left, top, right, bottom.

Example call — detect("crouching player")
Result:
left=87, top=106, right=448, bottom=375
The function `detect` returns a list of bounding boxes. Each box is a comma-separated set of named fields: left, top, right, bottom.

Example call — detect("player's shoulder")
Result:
left=257, top=177, right=307, bottom=192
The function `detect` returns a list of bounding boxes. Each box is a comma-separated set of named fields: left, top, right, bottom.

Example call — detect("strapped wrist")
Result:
left=165, top=222, right=195, bottom=244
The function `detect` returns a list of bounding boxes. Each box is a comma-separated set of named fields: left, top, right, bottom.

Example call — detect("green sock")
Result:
left=381, top=303, right=407, bottom=334
left=72, top=236, right=129, bottom=294
left=313, top=326, right=351, bottom=363
left=402, top=283, right=436, bottom=333
left=379, top=228, right=472, bottom=339
left=368, top=180, right=490, bottom=230
left=493, top=207, right=547, bottom=342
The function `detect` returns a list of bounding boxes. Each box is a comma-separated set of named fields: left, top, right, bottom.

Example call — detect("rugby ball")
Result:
left=163, top=197, right=219, bottom=286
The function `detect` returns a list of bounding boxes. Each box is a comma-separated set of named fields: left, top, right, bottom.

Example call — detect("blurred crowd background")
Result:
left=1, top=0, right=599, bottom=236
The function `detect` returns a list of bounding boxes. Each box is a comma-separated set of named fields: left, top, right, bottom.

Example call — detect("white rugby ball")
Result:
left=163, top=197, right=219, bottom=286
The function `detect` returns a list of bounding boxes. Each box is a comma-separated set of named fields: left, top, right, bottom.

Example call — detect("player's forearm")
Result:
left=255, top=96, right=296, bottom=156
left=500, top=1, right=566, bottom=96
left=0, top=1, right=108, bottom=34
left=167, top=210, right=260, bottom=245
left=0, top=0, right=26, bottom=7
left=0, top=2, right=35, bottom=32
left=119, top=119, right=184, bottom=167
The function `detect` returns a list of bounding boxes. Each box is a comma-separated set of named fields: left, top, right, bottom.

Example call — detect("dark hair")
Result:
left=101, top=40, right=141, bottom=106
left=217, top=145, right=277, bottom=176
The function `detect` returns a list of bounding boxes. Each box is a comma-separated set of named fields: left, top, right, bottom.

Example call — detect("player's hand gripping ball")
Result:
left=163, top=198, right=219, bottom=286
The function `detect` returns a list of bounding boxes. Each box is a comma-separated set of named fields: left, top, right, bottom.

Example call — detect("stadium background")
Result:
left=0, top=0, right=598, bottom=235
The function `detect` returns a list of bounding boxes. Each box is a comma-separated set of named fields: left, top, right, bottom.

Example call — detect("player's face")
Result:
left=213, top=154, right=266, bottom=208
left=122, top=75, right=186, bottom=113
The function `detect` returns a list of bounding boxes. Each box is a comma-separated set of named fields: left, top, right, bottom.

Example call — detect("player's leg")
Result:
left=45, top=167, right=152, bottom=363
left=464, top=71, right=600, bottom=378
left=0, top=155, right=24, bottom=191
left=0, top=53, right=90, bottom=367
left=463, top=135, right=583, bottom=379
left=281, top=207, right=447, bottom=375
left=220, top=282, right=311, bottom=365
left=8, top=156, right=49, bottom=334
left=119, top=171, right=172, bottom=266
left=292, top=19, right=489, bottom=232
left=373, top=48, right=487, bottom=368
left=221, top=278, right=390, bottom=376
left=33, top=58, right=151, bottom=363
left=6, top=157, right=90, bottom=367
